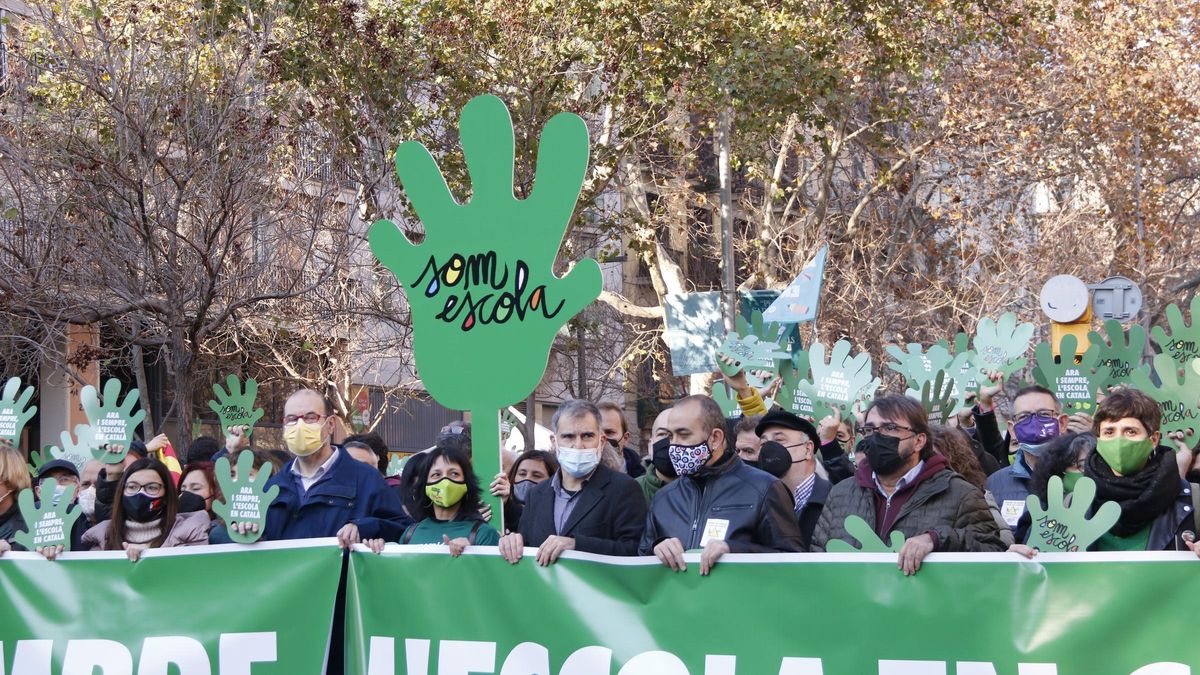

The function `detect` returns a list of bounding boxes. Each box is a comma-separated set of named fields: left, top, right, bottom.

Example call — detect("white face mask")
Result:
left=557, top=447, right=600, bottom=479
left=77, top=486, right=97, bottom=518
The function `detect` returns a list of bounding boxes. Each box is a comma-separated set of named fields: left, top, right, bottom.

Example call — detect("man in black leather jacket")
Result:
left=639, top=395, right=803, bottom=575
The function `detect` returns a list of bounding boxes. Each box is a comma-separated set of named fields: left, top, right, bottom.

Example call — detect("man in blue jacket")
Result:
left=232, top=389, right=409, bottom=546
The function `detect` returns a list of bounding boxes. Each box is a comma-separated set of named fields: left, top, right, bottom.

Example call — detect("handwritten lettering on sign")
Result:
left=1034, top=515, right=1081, bottom=552
left=218, top=405, right=253, bottom=423
left=1160, top=400, right=1200, bottom=428
left=412, top=253, right=564, bottom=332
left=1100, top=357, right=1134, bottom=381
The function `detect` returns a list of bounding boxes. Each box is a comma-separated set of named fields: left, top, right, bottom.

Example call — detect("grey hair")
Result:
left=550, top=399, right=602, bottom=433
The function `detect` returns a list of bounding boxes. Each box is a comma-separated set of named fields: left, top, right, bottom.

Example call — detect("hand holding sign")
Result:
left=1026, top=475, right=1119, bottom=553
left=0, top=377, right=36, bottom=444
left=826, top=515, right=906, bottom=553
left=1088, top=319, right=1145, bottom=392
left=208, top=375, right=264, bottom=437
left=1032, top=334, right=1102, bottom=412
left=1129, top=353, right=1200, bottom=440
left=214, top=451, right=279, bottom=544
left=14, top=480, right=81, bottom=553
left=716, top=333, right=790, bottom=389
left=1150, top=296, right=1200, bottom=366
left=81, top=379, right=145, bottom=460
left=972, top=313, right=1035, bottom=378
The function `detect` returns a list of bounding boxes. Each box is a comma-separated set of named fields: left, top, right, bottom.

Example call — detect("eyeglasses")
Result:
left=861, top=423, right=914, bottom=436
left=124, top=482, right=165, bottom=497
left=1012, top=410, right=1058, bottom=425
left=283, top=412, right=325, bottom=426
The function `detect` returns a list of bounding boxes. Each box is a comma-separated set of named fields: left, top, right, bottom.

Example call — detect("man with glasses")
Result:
left=812, top=394, right=1005, bottom=574
left=986, top=385, right=1070, bottom=534
left=239, top=389, right=409, bottom=547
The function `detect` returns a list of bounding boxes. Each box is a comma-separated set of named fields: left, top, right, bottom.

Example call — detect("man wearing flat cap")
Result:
left=756, top=410, right=832, bottom=549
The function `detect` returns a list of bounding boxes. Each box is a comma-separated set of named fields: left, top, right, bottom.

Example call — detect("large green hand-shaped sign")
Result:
left=825, top=515, right=906, bottom=553
left=214, top=451, right=279, bottom=544
left=208, top=374, right=265, bottom=437
left=81, top=378, right=145, bottom=459
left=369, top=95, right=602, bottom=521
left=0, top=377, right=37, bottom=444
left=1026, top=475, right=1120, bottom=553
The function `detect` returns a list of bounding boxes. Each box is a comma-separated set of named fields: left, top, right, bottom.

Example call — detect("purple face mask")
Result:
left=1013, top=414, right=1060, bottom=445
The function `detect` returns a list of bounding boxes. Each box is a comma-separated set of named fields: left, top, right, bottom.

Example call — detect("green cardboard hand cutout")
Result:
left=808, top=340, right=880, bottom=414
left=1026, top=475, right=1120, bottom=553
left=208, top=375, right=265, bottom=436
left=1032, top=334, right=1102, bottom=412
left=1150, top=296, right=1200, bottom=366
left=774, top=364, right=836, bottom=423
left=1129, top=354, right=1200, bottom=438
left=27, top=447, right=59, bottom=475
left=710, top=383, right=746, bottom=419
left=906, top=370, right=958, bottom=425
left=886, top=343, right=953, bottom=387
left=825, top=515, right=906, bottom=553
left=29, top=426, right=93, bottom=475
left=716, top=333, right=791, bottom=388
left=14, top=481, right=81, bottom=551
left=0, top=377, right=37, bottom=444
left=213, top=451, right=279, bottom=544
left=385, top=454, right=408, bottom=478
left=734, top=311, right=788, bottom=345
left=972, top=313, right=1035, bottom=378
left=368, top=95, right=602, bottom=523
left=80, top=378, right=145, bottom=460
left=1088, top=319, right=1145, bottom=392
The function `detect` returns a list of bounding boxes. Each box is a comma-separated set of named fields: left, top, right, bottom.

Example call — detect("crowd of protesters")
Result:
left=1, top=366, right=1198, bottom=572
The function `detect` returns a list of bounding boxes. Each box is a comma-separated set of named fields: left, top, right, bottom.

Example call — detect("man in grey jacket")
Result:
left=812, top=394, right=1006, bottom=574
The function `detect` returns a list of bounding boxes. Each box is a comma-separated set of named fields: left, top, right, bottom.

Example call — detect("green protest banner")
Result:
left=345, top=548, right=1200, bottom=675
left=0, top=540, right=342, bottom=674
left=369, top=95, right=602, bottom=521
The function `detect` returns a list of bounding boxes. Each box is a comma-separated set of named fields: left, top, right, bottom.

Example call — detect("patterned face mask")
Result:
left=668, top=440, right=712, bottom=476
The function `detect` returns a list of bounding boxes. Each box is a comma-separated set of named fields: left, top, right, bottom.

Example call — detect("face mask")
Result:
left=425, top=477, right=468, bottom=508
left=557, top=447, right=600, bottom=479
left=512, top=480, right=536, bottom=503
left=863, top=433, right=907, bottom=476
left=77, top=486, right=96, bottom=518
left=122, top=491, right=165, bottom=523
left=668, top=440, right=712, bottom=476
left=755, top=441, right=792, bottom=478
left=284, top=420, right=326, bottom=457
left=1019, top=441, right=1052, bottom=460
left=1014, top=414, right=1060, bottom=445
left=1061, top=471, right=1084, bottom=493
left=48, top=484, right=67, bottom=507
left=651, top=437, right=677, bottom=479
left=178, top=490, right=208, bottom=514
left=1095, top=437, right=1155, bottom=475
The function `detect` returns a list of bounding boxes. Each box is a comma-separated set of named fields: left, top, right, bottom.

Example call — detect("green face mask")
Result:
left=1095, top=437, right=1155, bottom=475
left=1061, top=471, right=1084, bottom=493
left=425, top=477, right=468, bottom=508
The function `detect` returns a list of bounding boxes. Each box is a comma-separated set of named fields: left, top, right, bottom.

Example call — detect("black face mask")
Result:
left=178, top=490, right=208, bottom=514
left=122, top=492, right=165, bottom=523
left=651, top=437, right=676, bottom=479
left=755, top=441, right=793, bottom=478
left=863, top=433, right=907, bottom=476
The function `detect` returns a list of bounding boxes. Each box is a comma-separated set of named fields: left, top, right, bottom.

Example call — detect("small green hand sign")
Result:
left=1026, top=475, right=1120, bottom=553
left=906, top=370, right=958, bottom=425
left=80, top=378, right=145, bottom=458
left=774, top=363, right=834, bottom=422
left=716, top=333, right=791, bottom=388
left=1150, top=296, right=1200, bottom=366
left=1129, top=353, right=1200, bottom=438
left=14, top=480, right=81, bottom=551
left=1088, top=319, right=1145, bottom=392
left=208, top=374, right=265, bottom=437
left=710, top=383, right=745, bottom=420
left=886, top=343, right=953, bottom=388
left=213, top=451, right=279, bottom=544
left=368, top=95, right=603, bottom=524
left=0, top=377, right=37, bottom=444
left=808, top=340, right=880, bottom=414
left=28, top=447, right=58, bottom=475
left=826, top=515, right=906, bottom=553
left=1032, top=334, right=1102, bottom=412
left=972, top=313, right=1035, bottom=378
